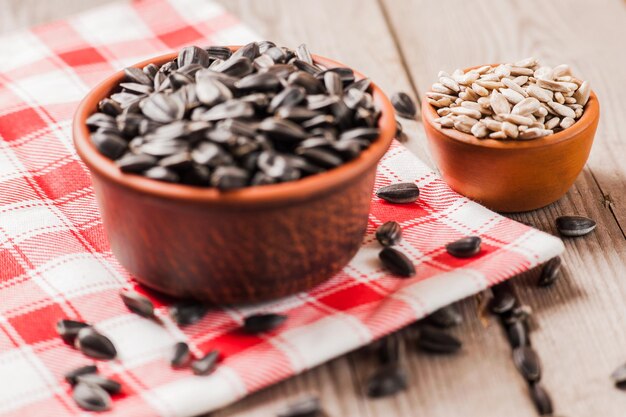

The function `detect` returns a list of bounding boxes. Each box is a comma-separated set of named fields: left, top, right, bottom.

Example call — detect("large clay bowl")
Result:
left=74, top=48, right=396, bottom=304
left=422, top=66, right=599, bottom=212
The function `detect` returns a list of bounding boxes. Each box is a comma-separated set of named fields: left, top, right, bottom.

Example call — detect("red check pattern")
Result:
left=0, top=1, right=564, bottom=416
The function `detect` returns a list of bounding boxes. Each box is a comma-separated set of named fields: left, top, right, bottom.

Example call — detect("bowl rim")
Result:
left=73, top=48, right=396, bottom=206
left=421, top=64, right=600, bottom=150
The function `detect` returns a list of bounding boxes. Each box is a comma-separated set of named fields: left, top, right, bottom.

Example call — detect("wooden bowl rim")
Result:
left=73, top=47, right=396, bottom=206
left=421, top=64, right=600, bottom=150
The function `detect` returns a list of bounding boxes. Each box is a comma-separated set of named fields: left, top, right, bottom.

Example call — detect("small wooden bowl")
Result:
left=73, top=48, right=395, bottom=304
left=422, top=69, right=600, bottom=213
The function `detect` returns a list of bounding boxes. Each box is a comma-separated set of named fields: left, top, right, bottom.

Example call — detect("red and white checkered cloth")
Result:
left=0, top=0, right=564, bottom=416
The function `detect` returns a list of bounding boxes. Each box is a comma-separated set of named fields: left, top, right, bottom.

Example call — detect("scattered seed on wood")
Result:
left=276, top=396, right=322, bottom=417
left=512, top=346, right=542, bottom=382
left=191, top=350, right=220, bottom=376
left=555, top=215, right=596, bottom=237
left=506, top=320, right=529, bottom=349
left=119, top=289, right=155, bottom=319
left=529, top=383, right=553, bottom=415
left=391, top=92, right=417, bottom=119
left=243, top=313, right=288, bottom=333
left=75, top=327, right=117, bottom=360
left=375, top=221, right=402, bottom=246
left=376, top=183, right=420, bottom=204
left=366, top=365, right=407, bottom=398
left=64, top=365, right=98, bottom=385
left=538, top=257, right=562, bottom=287
left=56, top=319, right=90, bottom=344
left=425, top=304, right=463, bottom=328
left=490, top=283, right=516, bottom=315
left=611, top=363, right=626, bottom=389
left=170, top=342, right=191, bottom=368
left=376, top=335, right=400, bottom=365
left=72, top=382, right=112, bottom=412
left=416, top=326, right=462, bottom=354
left=379, top=247, right=416, bottom=277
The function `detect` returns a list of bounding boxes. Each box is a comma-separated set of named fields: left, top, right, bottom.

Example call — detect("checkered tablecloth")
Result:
left=0, top=0, right=565, bottom=416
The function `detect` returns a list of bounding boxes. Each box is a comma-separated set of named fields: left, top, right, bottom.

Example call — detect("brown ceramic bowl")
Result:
left=73, top=48, right=395, bottom=304
left=422, top=66, right=600, bottom=212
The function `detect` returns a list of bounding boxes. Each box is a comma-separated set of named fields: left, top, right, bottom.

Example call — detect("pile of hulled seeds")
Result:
left=88, top=41, right=381, bottom=189
left=428, top=58, right=591, bottom=140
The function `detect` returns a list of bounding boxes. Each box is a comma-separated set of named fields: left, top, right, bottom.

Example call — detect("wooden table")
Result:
left=3, top=1, right=625, bottom=416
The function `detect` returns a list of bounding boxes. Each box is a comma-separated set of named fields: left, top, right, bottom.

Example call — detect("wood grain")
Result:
left=2, top=0, right=625, bottom=416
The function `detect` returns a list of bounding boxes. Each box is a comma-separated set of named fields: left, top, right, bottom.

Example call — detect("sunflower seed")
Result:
left=170, top=342, right=191, bottom=368
left=190, top=350, right=220, bottom=376
left=506, top=320, right=528, bottom=349
left=73, top=382, right=112, bottom=412
left=611, top=363, right=626, bottom=388
left=195, top=78, right=232, bottom=106
left=214, top=57, right=254, bottom=77
left=232, top=42, right=260, bottom=60
left=376, top=221, right=402, bottom=246
left=268, top=86, right=306, bottom=113
left=425, top=305, right=463, bottom=328
left=259, top=118, right=308, bottom=142
left=376, top=183, right=420, bottom=204
left=379, top=247, right=415, bottom=277
left=295, top=44, right=313, bottom=65
left=119, top=289, right=155, bottom=319
left=169, top=302, right=209, bottom=325
left=120, top=82, right=153, bottom=95
left=243, top=313, right=288, bottom=333
left=199, top=100, right=254, bottom=121
left=574, top=80, right=591, bottom=106
left=366, top=365, right=407, bottom=398
left=277, top=396, right=321, bottom=417
left=417, top=325, right=462, bottom=354
left=56, top=319, right=90, bottom=344
left=547, top=101, right=576, bottom=118
left=555, top=215, right=596, bottom=237
left=75, top=374, right=122, bottom=394
left=235, top=72, right=281, bottom=91
left=490, top=283, right=516, bottom=315
left=91, top=132, right=127, bottom=160
left=76, top=327, right=117, bottom=360
left=512, top=346, right=541, bottom=381
left=529, top=383, right=553, bottom=415
left=124, top=67, right=153, bottom=85
left=391, top=92, right=417, bottom=119
left=445, top=236, right=481, bottom=258
left=538, top=257, right=562, bottom=287
left=287, top=71, right=324, bottom=94
left=64, top=365, right=98, bottom=385
left=144, top=166, right=179, bottom=182
left=140, top=93, right=184, bottom=123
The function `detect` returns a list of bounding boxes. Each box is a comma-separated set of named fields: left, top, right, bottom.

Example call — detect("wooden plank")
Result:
left=381, top=0, right=626, bottom=415
left=212, top=1, right=535, bottom=416
left=0, top=0, right=112, bottom=34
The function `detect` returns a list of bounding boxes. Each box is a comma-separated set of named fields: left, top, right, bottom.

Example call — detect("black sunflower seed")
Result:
left=268, top=86, right=306, bottom=113
left=375, top=221, right=402, bottom=246
left=555, top=215, right=596, bottom=237
left=395, top=120, right=408, bottom=142
left=72, top=382, right=112, bottom=412
left=502, top=305, right=533, bottom=328
left=259, top=118, right=308, bottom=142
left=512, top=346, right=541, bottom=382
left=376, top=335, right=400, bottom=365
left=445, top=236, right=482, bottom=258
left=391, top=92, right=417, bottom=119
left=293, top=59, right=322, bottom=75
left=490, top=282, right=516, bottom=315
left=295, top=43, right=313, bottom=65
left=324, top=71, right=343, bottom=96
left=170, top=342, right=191, bottom=368
left=140, top=93, right=184, bottom=123
left=191, top=350, right=220, bottom=376
left=425, top=304, right=463, bottom=328
left=299, top=148, right=343, bottom=169
left=56, top=319, right=90, bottom=344
left=124, top=67, right=153, bottom=85
left=376, top=183, right=420, bottom=204
left=75, top=374, right=122, bottom=394
left=119, top=289, right=155, bottom=319
left=178, top=46, right=210, bottom=68
left=64, top=364, right=98, bottom=385
left=142, top=63, right=159, bottom=79
left=277, top=396, right=321, bottom=417
left=211, top=166, right=249, bottom=190
left=339, top=127, right=380, bottom=142
left=234, top=72, right=281, bottom=92
left=75, top=327, right=117, bottom=360
left=86, top=112, right=117, bottom=131
left=264, top=46, right=287, bottom=64
left=506, top=320, right=528, bottom=349
left=317, top=67, right=355, bottom=85
left=143, top=166, right=180, bottom=183
left=529, top=383, right=553, bottom=415
left=206, top=46, right=232, bottom=61
left=120, top=82, right=153, bottom=95
left=287, top=71, right=324, bottom=94
left=158, top=152, right=192, bottom=170
left=199, top=100, right=254, bottom=122
left=232, top=42, right=260, bottom=60
left=345, top=78, right=372, bottom=94
left=243, top=313, right=287, bottom=333
left=277, top=107, right=322, bottom=122
left=366, top=365, right=407, bottom=398
left=91, top=131, right=127, bottom=160
left=379, top=247, right=415, bottom=277
left=169, top=302, right=209, bottom=325
left=257, top=41, right=276, bottom=54
left=214, top=57, right=254, bottom=78
left=611, top=363, right=626, bottom=388
left=538, top=256, right=562, bottom=287
left=417, top=326, right=462, bottom=354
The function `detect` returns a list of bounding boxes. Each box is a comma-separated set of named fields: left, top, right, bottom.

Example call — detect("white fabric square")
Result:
left=444, top=198, right=499, bottom=233
left=0, top=147, right=24, bottom=181
left=0, top=31, right=50, bottom=72
left=70, top=3, right=153, bottom=45
left=276, top=316, right=370, bottom=372
left=169, top=0, right=224, bottom=23
left=210, top=26, right=260, bottom=45
left=0, top=202, right=65, bottom=239
left=97, top=315, right=177, bottom=366
left=11, top=71, right=88, bottom=105
left=0, top=347, right=54, bottom=414
left=36, top=254, right=123, bottom=298
left=506, top=229, right=565, bottom=265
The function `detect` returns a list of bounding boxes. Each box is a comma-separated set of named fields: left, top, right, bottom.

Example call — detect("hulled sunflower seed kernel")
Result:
left=429, top=59, right=589, bottom=139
